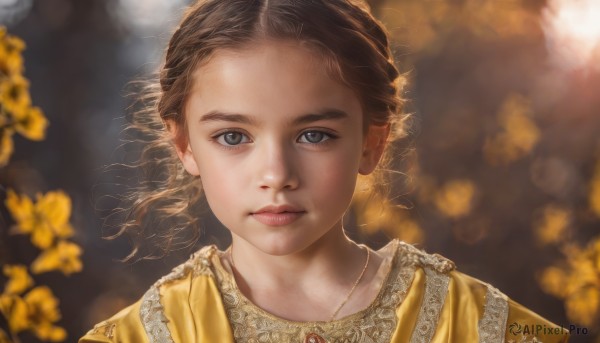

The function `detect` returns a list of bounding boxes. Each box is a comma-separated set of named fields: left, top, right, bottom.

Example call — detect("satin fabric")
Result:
left=390, top=269, right=569, bottom=342
left=80, top=248, right=569, bottom=343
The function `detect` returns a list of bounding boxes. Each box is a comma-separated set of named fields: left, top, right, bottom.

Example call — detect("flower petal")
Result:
left=35, top=191, right=72, bottom=232
left=31, top=240, right=83, bottom=275
left=23, top=286, right=62, bottom=323
left=2, top=264, right=33, bottom=295
left=0, top=128, right=14, bottom=167
left=0, top=294, right=30, bottom=333
left=14, top=106, right=48, bottom=141
left=4, top=189, right=34, bottom=232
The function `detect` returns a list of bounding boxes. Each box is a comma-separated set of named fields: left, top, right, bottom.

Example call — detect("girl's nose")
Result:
left=257, top=142, right=300, bottom=191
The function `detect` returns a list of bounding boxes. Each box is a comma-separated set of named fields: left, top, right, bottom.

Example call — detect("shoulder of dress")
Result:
left=80, top=299, right=145, bottom=342
left=152, top=245, right=217, bottom=289
left=394, top=240, right=457, bottom=274
left=136, top=245, right=218, bottom=343
left=81, top=247, right=220, bottom=343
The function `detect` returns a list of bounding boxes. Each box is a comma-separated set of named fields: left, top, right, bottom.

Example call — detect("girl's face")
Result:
left=175, top=40, right=387, bottom=256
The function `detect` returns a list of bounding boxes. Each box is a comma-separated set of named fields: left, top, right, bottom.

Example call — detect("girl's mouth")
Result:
left=251, top=211, right=306, bottom=226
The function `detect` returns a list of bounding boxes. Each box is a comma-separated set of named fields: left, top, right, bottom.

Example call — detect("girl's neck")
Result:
left=228, top=225, right=365, bottom=294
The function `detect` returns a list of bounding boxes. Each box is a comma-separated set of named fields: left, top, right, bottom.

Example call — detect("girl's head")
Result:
left=115, top=0, right=409, bottom=260
left=161, top=0, right=403, bottom=147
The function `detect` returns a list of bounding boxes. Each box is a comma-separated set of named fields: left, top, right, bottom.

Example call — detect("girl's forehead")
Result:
left=185, top=40, right=363, bottom=125
left=191, top=40, right=332, bottom=85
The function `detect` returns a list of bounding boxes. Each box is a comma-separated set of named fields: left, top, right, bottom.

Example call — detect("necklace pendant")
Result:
left=305, top=332, right=326, bottom=343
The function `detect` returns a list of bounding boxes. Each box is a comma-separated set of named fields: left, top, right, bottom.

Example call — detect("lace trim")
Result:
left=397, top=241, right=456, bottom=274
left=140, top=286, right=175, bottom=343
left=136, top=240, right=458, bottom=343
left=139, top=247, right=214, bottom=343
left=478, top=283, right=509, bottom=343
left=90, top=320, right=116, bottom=339
left=212, top=240, right=421, bottom=343
left=409, top=267, right=451, bottom=343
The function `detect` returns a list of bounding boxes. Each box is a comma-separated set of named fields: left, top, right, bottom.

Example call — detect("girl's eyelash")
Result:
left=210, top=130, right=249, bottom=151
left=210, top=129, right=339, bottom=151
left=298, top=130, right=339, bottom=145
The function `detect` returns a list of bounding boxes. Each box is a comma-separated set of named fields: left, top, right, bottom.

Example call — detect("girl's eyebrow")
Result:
left=198, top=109, right=349, bottom=126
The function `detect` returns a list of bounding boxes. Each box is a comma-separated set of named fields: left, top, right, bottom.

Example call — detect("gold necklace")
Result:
left=228, top=243, right=371, bottom=322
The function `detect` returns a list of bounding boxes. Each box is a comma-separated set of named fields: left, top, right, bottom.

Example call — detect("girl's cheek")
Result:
left=315, top=157, right=359, bottom=189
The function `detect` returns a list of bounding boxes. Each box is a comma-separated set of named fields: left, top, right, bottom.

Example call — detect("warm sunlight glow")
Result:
left=542, top=0, right=600, bottom=71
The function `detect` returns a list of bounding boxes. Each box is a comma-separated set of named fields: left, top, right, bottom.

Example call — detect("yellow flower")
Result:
left=5, top=189, right=74, bottom=249
left=30, top=321, right=67, bottom=342
left=589, top=160, right=600, bottom=217
left=35, top=191, right=74, bottom=238
left=484, top=94, right=540, bottom=166
left=0, top=329, right=11, bottom=343
left=0, top=33, right=25, bottom=75
left=0, top=294, right=30, bottom=333
left=2, top=264, right=33, bottom=295
left=433, top=179, right=476, bottom=218
left=0, top=128, right=14, bottom=167
left=538, top=237, right=600, bottom=327
left=0, top=286, right=67, bottom=341
left=14, top=106, right=48, bottom=141
left=23, top=286, right=67, bottom=342
left=0, top=74, right=31, bottom=120
left=565, top=286, right=600, bottom=328
left=32, top=240, right=83, bottom=275
left=564, top=245, right=600, bottom=294
left=534, top=205, right=571, bottom=246
left=5, top=188, right=35, bottom=227
left=538, top=266, right=568, bottom=298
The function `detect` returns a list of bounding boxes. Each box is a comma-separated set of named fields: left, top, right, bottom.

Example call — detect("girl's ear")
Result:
left=359, top=123, right=391, bottom=175
left=165, top=120, right=201, bottom=176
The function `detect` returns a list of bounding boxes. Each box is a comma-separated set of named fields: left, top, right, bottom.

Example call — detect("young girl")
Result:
left=80, top=0, right=569, bottom=342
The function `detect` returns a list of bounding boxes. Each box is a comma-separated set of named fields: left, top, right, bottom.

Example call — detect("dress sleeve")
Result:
left=505, top=298, right=569, bottom=343
left=447, top=271, right=570, bottom=343
left=391, top=268, right=570, bottom=342
left=383, top=241, right=570, bottom=342
left=78, top=299, right=149, bottom=343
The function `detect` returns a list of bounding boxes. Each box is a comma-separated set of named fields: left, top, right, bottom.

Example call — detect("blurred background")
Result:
left=0, top=0, right=599, bottom=342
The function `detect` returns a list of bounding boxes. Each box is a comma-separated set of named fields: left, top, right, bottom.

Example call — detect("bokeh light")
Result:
left=107, top=0, right=190, bottom=34
left=542, top=0, right=600, bottom=72
left=0, top=0, right=33, bottom=27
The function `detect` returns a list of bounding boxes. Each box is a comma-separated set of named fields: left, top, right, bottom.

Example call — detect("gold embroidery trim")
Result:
left=398, top=242, right=456, bottom=274
left=478, top=283, right=509, bottom=343
left=140, top=286, right=174, bottom=343
left=91, top=321, right=116, bottom=339
left=212, top=240, right=421, bottom=343
left=409, top=267, right=451, bottom=343
left=139, top=246, right=214, bottom=343
left=135, top=240, right=459, bottom=343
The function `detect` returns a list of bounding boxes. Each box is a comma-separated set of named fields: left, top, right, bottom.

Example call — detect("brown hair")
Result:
left=107, top=0, right=410, bottom=261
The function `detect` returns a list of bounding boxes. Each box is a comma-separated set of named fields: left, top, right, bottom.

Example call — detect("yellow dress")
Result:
left=79, top=240, right=569, bottom=343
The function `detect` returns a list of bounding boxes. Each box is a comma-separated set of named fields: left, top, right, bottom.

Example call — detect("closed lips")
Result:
left=252, top=205, right=305, bottom=214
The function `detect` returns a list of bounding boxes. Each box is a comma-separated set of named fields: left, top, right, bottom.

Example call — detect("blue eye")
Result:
left=211, top=129, right=337, bottom=150
left=214, top=131, right=249, bottom=146
left=299, top=130, right=336, bottom=144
